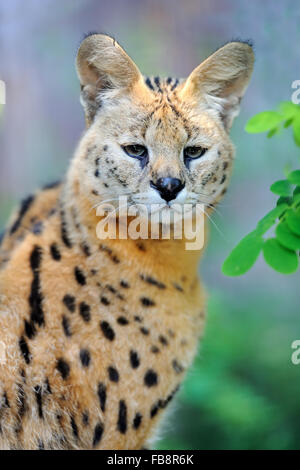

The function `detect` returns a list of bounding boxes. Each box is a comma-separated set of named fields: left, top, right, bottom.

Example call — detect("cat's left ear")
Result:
left=180, top=41, right=254, bottom=130
left=76, top=33, right=142, bottom=125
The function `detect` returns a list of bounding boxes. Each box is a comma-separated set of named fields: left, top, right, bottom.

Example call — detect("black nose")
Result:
left=150, top=177, right=185, bottom=202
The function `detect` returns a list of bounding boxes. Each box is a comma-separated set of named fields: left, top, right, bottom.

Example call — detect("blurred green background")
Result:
left=0, top=0, right=299, bottom=450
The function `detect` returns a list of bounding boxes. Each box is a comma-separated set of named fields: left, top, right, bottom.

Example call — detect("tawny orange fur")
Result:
left=0, top=35, right=253, bottom=449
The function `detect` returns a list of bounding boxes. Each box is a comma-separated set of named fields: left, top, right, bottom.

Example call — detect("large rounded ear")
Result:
left=180, top=41, right=254, bottom=130
left=76, top=34, right=142, bottom=125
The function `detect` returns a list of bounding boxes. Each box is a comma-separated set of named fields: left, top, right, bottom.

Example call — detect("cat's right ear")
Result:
left=76, top=34, right=142, bottom=125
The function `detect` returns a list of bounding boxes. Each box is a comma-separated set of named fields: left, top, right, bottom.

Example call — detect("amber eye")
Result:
left=122, top=144, right=148, bottom=159
left=184, top=146, right=207, bottom=160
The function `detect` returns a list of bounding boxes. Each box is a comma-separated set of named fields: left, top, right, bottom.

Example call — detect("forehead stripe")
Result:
left=145, top=77, right=154, bottom=91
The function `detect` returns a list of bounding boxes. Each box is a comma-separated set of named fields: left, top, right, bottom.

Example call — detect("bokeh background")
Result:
left=1, top=0, right=300, bottom=450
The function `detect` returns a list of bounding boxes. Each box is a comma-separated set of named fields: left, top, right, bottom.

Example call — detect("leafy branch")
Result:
left=222, top=101, right=300, bottom=276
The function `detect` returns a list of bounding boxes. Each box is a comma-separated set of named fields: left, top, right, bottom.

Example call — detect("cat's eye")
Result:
left=122, top=144, right=148, bottom=159
left=184, top=146, right=207, bottom=161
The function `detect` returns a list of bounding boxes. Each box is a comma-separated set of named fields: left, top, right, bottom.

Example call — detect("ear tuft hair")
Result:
left=229, top=38, right=254, bottom=49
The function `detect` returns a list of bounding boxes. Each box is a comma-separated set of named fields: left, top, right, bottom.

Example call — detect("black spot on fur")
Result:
left=70, top=416, right=78, bottom=439
left=56, top=358, right=70, bottom=380
left=171, top=78, right=179, bottom=91
left=10, top=195, right=34, bottom=234
left=140, top=274, right=166, bottom=289
left=94, top=169, right=100, bottom=178
left=145, top=77, right=154, bottom=91
left=100, top=321, right=115, bottom=341
left=140, top=297, right=155, bottom=307
left=60, top=210, right=72, bottom=248
left=30, top=245, right=42, bottom=270
left=82, top=411, right=89, bottom=426
left=45, top=378, right=52, bottom=394
left=159, top=335, right=168, bottom=346
left=172, top=359, right=184, bottom=374
left=117, top=400, right=127, bottom=434
left=50, top=243, right=61, bottom=261
left=117, top=316, right=129, bottom=325
left=106, top=284, right=116, bottom=294
left=120, top=280, right=130, bottom=288
left=144, top=369, right=158, bottom=387
left=173, top=283, right=184, bottom=292
left=34, top=386, right=43, bottom=419
left=24, top=319, right=36, bottom=340
left=130, top=350, right=140, bottom=369
left=63, top=294, right=76, bottom=313
left=154, top=76, right=162, bottom=92
left=164, top=385, right=180, bottom=407
left=100, top=295, right=110, bottom=306
left=136, top=242, right=146, bottom=252
left=220, top=174, right=227, bottom=184
left=151, top=345, right=160, bottom=354
left=19, top=336, right=31, bottom=364
left=97, top=383, right=107, bottom=412
left=79, top=302, right=91, bottom=322
left=74, top=267, right=86, bottom=286
left=3, top=392, right=10, bottom=408
left=29, top=245, right=44, bottom=327
left=140, top=327, right=149, bottom=335
left=150, top=400, right=162, bottom=418
left=108, top=366, right=119, bottom=382
left=93, top=423, right=104, bottom=447
left=17, top=383, right=26, bottom=418
left=81, top=242, right=91, bottom=257
left=62, top=316, right=72, bottom=337
left=133, top=412, right=142, bottom=430
left=80, top=349, right=91, bottom=367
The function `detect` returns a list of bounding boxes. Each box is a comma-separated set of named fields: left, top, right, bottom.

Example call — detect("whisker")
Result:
left=203, top=208, right=228, bottom=242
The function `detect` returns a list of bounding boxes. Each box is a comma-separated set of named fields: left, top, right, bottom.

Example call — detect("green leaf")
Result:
left=286, top=211, right=300, bottom=236
left=222, top=231, right=263, bottom=277
left=275, top=221, right=300, bottom=250
left=277, top=196, right=292, bottom=206
left=256, top=204, right=288, bottom=234
left=279, top=101, right=300, bottom=119
left=293, top=187, right=300, bottom=205
left=287, top=169, right=300, bottom=185
left=245, top=111, right=283, bottom=134
left=293, top=117, right=300, bottom=147
left=284, top=118, right=293, bottom=128
left=263, top=238, right=298, bottom=274
left=270, top=180, right=292, bottom=197
left=267, top=127, right=280, bottom=138
left=284, top=163, right=292, bottom=178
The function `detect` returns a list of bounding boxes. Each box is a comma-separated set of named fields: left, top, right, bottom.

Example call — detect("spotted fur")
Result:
left=0, top=34, right=254, bottom=449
